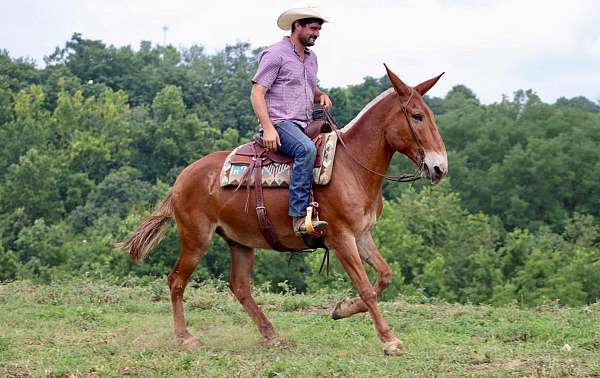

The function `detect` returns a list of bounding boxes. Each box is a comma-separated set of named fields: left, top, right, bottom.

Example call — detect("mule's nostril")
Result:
left=434, top=166, right=443, bottom=176
left=422, top=163, right=430, bottom=177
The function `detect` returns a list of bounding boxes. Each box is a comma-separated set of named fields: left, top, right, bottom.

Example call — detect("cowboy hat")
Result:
left=277, top=8, right=328, bottom=31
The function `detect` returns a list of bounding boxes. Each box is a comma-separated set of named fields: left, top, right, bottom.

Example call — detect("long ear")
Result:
left=415, top=72, right=445, bottom=96
left=384, top=63, right=411, bottom=98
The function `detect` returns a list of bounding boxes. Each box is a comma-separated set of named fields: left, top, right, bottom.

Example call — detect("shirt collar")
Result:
left=283, top=36, right=311, bottom=56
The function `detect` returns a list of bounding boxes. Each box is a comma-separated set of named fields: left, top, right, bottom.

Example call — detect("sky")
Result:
left=1, top=0, right=599, bottom=104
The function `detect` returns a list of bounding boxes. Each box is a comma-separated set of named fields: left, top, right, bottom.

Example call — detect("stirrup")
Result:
left=304, top=203, right=326, bottom=237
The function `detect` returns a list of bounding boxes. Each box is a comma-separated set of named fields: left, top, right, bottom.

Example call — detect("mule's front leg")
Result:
left=332, top=233, right=392, bottom=320
left=329, top=233, right=404, bottom=356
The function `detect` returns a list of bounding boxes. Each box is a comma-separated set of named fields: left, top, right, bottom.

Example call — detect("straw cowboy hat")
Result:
left=277, top=8, right=328, bottom=31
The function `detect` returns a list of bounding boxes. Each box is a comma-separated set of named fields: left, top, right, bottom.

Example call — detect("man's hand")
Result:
left=263, top=125, right=281, bottom=151
left=251, top=83, right=281, bottom=151
left=319, top=92, right=333, bottom=111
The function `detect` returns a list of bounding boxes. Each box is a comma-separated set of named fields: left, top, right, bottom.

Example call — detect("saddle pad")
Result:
left=220, top=131, right=338, bottom=188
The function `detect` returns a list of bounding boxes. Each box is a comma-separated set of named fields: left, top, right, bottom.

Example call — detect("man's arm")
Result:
left=314, top=87, right=333, bottom=111
left=251, top=83, right=280, bottom=150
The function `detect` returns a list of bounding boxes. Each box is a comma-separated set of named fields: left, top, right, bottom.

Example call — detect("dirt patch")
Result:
left=2, top=363, right=33, bottom=378
left=116, top=365, right=139, bottom=376
left=297, top=305, right=332, bottom=316
left=468, top=358, right=531, bottom=373
left=496, top=359, right=530, bottom=370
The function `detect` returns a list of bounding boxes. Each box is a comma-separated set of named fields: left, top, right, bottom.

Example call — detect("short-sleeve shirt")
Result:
left=252, top=37, right=318, bottom=128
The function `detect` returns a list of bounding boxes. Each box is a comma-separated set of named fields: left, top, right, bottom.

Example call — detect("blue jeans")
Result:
left=274, top=121, right=316, bottom=217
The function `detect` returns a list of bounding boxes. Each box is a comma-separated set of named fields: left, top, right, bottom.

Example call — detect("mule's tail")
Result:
left=116, top=192, right=175, bottom=262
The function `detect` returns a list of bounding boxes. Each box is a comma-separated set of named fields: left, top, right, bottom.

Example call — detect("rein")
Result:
left=324, top=90, right=425, bottom=183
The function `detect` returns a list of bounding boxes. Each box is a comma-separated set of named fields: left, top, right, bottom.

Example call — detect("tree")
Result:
left=0, top=244, right=20, bottom=281
left=372, top=182, right=503, bottom=303
left=0, top=50, right=40, bottom=93
left=69, top=166, right=161, bottom=232
left=555, top=96, right=600, bottom=112
left=0, top=75, right=13, bottom=124
left=15, top=219, right=69, bottom=267
left=0, top=148, right=64, bottom=223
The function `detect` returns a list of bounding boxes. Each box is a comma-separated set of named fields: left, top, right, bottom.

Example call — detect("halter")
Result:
left=325, top=89, right=426, bottom=182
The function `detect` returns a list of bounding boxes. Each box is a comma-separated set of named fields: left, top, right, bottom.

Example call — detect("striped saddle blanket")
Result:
left=219, top=131, right=338, bottom=188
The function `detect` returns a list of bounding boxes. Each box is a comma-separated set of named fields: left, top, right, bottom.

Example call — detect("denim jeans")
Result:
left=274, top=121, right=317, bottom=217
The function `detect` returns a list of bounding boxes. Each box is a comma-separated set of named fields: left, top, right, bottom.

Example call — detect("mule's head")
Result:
left=382, top=64, right=448, bottom=184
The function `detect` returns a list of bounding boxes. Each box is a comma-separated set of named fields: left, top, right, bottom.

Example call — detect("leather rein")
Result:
left=324, top=89, right=425, bottom=183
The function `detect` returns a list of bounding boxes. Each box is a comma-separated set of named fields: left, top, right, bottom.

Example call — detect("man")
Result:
left=250, top=8, right=332, bottom=236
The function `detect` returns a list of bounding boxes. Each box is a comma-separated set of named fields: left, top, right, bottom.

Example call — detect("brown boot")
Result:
left=293, top=216, right=328, bottom=236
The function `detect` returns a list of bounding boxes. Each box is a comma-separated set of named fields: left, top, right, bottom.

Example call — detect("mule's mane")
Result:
left=341, top=87, right=395, bottom=133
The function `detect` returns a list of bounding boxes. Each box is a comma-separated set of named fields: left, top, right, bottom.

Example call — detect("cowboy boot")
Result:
left=293, top=216, right=328, bottom=236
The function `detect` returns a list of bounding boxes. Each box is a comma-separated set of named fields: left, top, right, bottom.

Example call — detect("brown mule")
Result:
left=118, top=65, right=448, bottom=356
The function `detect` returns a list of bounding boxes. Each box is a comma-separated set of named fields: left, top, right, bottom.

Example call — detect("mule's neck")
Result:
left=340, top=90, right=397, bottom=194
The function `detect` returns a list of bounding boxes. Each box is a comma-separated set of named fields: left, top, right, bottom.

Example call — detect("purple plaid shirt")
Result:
left=252, top=37, right=318, bottom=128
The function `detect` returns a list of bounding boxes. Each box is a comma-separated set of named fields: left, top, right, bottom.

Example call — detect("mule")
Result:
left=118, top=65, right=448, bottom=356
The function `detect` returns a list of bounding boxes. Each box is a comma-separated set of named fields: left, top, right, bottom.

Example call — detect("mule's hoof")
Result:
left=263, top=336, right=290, bottom=349
left=178, top=335, right=201, bottom=349
left=383, top=338, right=405, bottom=356
left=331, top=297, right=351, bottom=320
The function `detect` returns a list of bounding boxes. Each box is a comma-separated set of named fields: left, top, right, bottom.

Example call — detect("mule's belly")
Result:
left=215, top=186, right=308, bottom=250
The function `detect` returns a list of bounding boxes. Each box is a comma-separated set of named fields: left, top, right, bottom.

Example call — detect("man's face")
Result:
left=297, top=22, right=321, bottom=47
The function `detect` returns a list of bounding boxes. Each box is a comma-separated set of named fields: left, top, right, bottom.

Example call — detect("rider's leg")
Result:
left=274, top=121, right=327, bottom=234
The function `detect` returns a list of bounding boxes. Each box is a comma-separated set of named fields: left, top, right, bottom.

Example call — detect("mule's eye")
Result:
left=411, top=113, right=424, bottom=122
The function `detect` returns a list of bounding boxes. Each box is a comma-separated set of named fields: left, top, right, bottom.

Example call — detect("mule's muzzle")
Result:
left=422, top=153, right=448, bottom=185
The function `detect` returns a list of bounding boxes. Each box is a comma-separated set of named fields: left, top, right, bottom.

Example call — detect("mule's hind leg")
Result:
left=229, top=244, right=282, bottom=345
left=168, top=218, right=213, bottom=348
left=332, top=233, right=393, bottom=320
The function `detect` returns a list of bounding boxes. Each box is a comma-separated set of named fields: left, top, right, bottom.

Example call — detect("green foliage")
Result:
left=0, top=148, right=65, bottom=222
left=328, top=75, right=390, bottom=126
left=0, top=244, right=19, bottom=281
left=0, top=50, right=40, bottom=93
left=0, top=75, right=13, bottom=124
left=441, top=89, right=600, bottom=230
left=16, top=219, right=68, bottom=267
left=368, top=184, right=600, bottom=306
left=372, top=183, right=503, bottom=303
left=1, top=36, right=599, bottom=306
left=0, top=208, right=30, bottom=252
left=69, top=166, right=160, bottom=232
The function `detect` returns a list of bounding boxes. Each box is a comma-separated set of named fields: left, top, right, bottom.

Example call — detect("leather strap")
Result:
left=254, top=150, right=292, bottom=252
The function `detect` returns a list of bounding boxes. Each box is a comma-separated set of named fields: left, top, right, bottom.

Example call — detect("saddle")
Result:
left=221, top=117, right=335, bottom=252
left=229, top=119, right=331, bottom=170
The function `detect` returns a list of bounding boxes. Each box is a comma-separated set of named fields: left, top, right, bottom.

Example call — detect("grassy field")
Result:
left=0, top=279, right=598, bottom=377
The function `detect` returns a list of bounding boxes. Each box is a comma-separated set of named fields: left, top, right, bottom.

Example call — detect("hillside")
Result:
left=1, top=280, right=598, bottom=377
left=1, top=36, right=600, bottom=305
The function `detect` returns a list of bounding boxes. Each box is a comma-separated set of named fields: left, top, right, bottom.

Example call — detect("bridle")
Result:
left=325, top=89, right=426, bottom=182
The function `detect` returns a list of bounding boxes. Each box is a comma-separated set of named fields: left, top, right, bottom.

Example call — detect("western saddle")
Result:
left=229, top=115, right=333, bottom=252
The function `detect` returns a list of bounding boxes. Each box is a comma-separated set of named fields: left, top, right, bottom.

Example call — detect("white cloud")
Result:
left=585, top=36, right=600, bottom=59
left=1, top=0, right=599, bottom=103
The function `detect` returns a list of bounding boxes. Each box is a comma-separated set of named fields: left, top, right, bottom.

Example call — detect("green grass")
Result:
left=1, top=279, right=599, bottom=377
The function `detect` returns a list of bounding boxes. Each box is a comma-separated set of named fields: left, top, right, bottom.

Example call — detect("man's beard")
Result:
left=300, top=34, right=316, bottom=47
